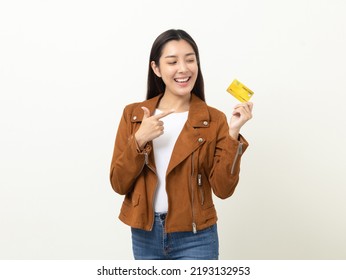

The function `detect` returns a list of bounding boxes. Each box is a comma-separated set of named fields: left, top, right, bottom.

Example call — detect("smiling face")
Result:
left=151, top=39, right=198, bottom=98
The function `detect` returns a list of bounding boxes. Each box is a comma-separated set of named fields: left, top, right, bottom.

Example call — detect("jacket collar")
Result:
left=131, top=93, right=210, bottom=128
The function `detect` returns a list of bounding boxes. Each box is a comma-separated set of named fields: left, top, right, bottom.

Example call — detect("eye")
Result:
left=167, top=61, right=177, bottom=65
left=187, top=59, right=195, bottom=63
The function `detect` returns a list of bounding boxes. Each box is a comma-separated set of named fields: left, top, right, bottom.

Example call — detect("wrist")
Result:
left=134, top=133, right=146, bottom=150
left=229, top=128, right=240, bottom=140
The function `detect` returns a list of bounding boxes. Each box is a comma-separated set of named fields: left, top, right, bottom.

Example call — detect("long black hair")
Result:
left=146, top=29, right=205, bottom=101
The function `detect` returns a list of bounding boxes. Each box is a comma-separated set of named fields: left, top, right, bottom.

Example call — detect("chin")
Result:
left=175, top=91, right=192, bottom=97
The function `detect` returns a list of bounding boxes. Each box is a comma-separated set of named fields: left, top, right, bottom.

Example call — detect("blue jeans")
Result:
left=131, top=212, right=219, bottom=260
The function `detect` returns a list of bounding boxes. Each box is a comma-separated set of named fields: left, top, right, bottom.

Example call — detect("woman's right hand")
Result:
left=135, top=106, right=174, bottom=150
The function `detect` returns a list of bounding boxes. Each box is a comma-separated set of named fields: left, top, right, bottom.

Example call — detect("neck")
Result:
left=158, top=93, right=191, bottom=112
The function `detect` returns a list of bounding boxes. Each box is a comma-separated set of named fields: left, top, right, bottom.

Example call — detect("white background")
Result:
left=1, top=0, right=345, bottom=260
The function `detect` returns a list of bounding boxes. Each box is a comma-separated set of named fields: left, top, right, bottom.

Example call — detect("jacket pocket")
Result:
left=123, top=192, right=140, bottom=207
left=202, top=204, right=217, bottom=223
left=196, top=171, right=215, bottom=209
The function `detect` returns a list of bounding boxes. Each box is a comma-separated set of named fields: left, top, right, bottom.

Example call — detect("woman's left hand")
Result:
left=229, top=102, right=253, bottom=139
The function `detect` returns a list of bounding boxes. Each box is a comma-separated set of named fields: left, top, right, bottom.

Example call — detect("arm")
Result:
left=209, top=113, right=249, bottom=199
left=209, top=100, right=253, bottom=198
left=229, top=102, right=253, bottom=139
left=109, top=106, right=150, bottom=195
left=109, top=105, right=174, bottom=195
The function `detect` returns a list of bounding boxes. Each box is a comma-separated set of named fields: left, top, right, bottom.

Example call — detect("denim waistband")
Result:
left=155, top=212, right=167, bottom=220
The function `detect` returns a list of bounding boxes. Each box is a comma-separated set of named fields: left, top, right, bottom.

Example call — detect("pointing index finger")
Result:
left=155, top=109, right=175, bottom=119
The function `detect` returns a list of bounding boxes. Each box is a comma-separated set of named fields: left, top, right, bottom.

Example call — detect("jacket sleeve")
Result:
left=209, top=113, right=249, bottom=199
left=109, top=106, right=150, bottom=195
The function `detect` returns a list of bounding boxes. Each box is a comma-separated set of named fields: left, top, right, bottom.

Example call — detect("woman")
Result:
left=110, top=29, right=253, bottom=260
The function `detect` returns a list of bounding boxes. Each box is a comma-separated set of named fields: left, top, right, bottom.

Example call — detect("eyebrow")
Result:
left=164, top=52, right=196, bottom=58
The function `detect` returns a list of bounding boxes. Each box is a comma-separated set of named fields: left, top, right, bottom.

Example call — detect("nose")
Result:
left=178, top=61, right=188, bottom=73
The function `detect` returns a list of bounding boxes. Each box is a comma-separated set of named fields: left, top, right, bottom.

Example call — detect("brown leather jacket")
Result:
left=110, top=94, right=248, bottom=233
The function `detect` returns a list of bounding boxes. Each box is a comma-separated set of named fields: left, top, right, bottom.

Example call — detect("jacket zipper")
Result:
left=197, top=173, right=204, bottom=205
left=144, top=152, right=149, bottom=165
left=231, top=142, right=243, bottom=175
left=144, top=151, right=158, bottom=231
left=190, top=152, right=197, bottom=234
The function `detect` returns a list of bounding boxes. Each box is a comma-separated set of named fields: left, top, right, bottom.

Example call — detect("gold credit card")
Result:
left=226, top=79, right=254, bottom=103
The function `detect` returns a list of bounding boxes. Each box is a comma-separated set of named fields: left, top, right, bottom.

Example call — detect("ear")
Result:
left=151, top=61, right=161, bottom=78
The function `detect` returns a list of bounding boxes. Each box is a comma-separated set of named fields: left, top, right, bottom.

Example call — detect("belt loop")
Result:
left=159, top=213, right=166, bottom=220
left=155, top=212, right=167, bottom=220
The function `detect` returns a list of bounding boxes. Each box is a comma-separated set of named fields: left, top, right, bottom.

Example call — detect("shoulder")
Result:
left=206, top=104, right=226, bottom=118
left=191, top=94, right=225, bottom=116
left=188, top=94, right=227, bottom=127
left=120, top=103, right=141, bottom=123
left=122, top=94, right=163, bottom=120
left=201, top=96, right=228, bottom=121
left=123, top=101, right=142, bottom=113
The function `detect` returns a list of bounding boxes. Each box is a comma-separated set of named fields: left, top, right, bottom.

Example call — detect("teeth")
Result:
left=175, top=77, right=189, bottom=83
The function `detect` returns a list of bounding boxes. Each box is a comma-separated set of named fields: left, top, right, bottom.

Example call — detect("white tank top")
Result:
left=152, top=109, right=189, bottom=213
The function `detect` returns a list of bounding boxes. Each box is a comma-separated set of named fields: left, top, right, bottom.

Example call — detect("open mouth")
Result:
left=174, top=77, right=190, bottom=83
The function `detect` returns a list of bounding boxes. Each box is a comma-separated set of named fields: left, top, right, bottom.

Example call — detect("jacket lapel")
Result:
left=166, top=94, right=210, bottom=175
left=129, top=94, right=211, bottom=176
